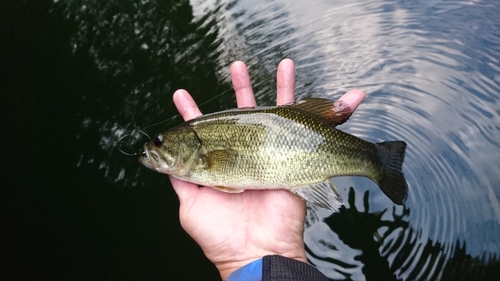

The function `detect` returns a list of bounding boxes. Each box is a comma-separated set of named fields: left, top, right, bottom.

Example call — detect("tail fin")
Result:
left=376, top=141, right=408, bottom=205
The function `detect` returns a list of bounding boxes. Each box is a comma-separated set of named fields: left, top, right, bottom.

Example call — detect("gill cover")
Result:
left=141, top=125, right=202, bottom=176
left=174, top=125, right=203, bottom=176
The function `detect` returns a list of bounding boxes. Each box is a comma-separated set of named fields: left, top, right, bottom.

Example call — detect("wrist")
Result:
left=217, top=259, right=259, bottom=281
left=215, top=251, right=307, bottom=280
left=225, top=258, right=262, bottom=281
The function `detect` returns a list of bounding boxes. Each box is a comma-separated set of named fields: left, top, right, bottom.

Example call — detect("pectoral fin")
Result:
left=289, top=180, right=343, bottom=212
left=201, top=149, right=238, bottom=170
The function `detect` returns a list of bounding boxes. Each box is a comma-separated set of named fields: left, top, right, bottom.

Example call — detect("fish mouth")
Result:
left=139, top=147, right=166, bottom=171
left=139, top=147, right=155, bottom=169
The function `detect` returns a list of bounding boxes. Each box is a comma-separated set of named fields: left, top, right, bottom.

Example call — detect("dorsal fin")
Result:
left=283, top=98, right=353, bottom=126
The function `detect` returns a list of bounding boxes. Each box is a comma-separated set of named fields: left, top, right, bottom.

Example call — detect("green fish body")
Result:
left=139, top=98, right=408, bottom=211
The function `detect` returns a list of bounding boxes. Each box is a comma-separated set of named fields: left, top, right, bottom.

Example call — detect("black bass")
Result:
left=139, top=98, right=408, bottom=211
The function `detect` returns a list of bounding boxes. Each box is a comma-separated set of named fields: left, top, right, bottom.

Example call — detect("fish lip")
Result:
left=143, top=145, right=150, bottom=160
left=139, top=146, right=153, bottom=168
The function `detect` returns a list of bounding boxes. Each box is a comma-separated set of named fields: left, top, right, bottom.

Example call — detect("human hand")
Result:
left=170, top=59, right=366, bottom=280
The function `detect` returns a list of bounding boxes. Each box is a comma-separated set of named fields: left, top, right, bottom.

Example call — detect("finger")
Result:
left=338, top=89, right=366, bottom=113
left=231, top=61, right=257, bottom=108
left=173, top=89, right=203, bottom=121
left=276, top=58, right=295, bottom=105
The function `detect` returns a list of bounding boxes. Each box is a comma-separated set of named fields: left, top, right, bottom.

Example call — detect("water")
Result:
left=2, top=0, right=499, bottom=280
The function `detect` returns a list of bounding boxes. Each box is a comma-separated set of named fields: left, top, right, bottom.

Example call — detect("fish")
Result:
left=139, top=98, right=408, bottom=211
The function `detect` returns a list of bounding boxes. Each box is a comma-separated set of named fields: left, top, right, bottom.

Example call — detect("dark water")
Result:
left=2, top=0, right=499, bottom=280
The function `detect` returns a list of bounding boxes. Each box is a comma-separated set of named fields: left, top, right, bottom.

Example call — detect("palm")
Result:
left=170, top=177, right=306, bottom=267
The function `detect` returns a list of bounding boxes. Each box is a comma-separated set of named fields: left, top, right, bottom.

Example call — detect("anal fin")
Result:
left=289, top=181, right=343, bottom=212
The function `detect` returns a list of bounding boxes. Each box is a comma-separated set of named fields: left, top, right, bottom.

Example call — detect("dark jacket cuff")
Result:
left=262, top=255, right=328, bottom=281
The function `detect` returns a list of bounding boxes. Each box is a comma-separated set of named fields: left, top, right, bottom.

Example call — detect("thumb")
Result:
left=169, top=176, right=199, bottom=204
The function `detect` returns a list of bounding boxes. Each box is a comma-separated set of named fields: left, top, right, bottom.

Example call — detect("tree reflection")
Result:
left=50, top=0, right=231, bottom=189
left=318, top=188, right=499, bottom=281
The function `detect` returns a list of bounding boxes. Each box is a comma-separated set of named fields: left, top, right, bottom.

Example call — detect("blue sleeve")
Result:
left=227, top=258, right=263, bottom=281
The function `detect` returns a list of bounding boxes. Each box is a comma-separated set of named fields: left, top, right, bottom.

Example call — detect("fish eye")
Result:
left=153, top=135, right=163, bottom=147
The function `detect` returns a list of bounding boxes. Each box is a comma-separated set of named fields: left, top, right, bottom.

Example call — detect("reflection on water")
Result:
left=306, top=189, right=500, bottom=280
left=5, top=0, right=499, bottom=279
left=305, top=188, right=410, bottom=280
left=55, top=0, right=232, bottom=188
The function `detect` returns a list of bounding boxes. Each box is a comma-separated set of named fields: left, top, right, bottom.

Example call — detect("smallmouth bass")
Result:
left=139, top=98, right=408, bottom=211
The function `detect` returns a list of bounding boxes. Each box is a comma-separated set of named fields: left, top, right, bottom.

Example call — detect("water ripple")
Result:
left=191, top=0, right=500, bottom=278
left=63, top=0, right=500, bottom=278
